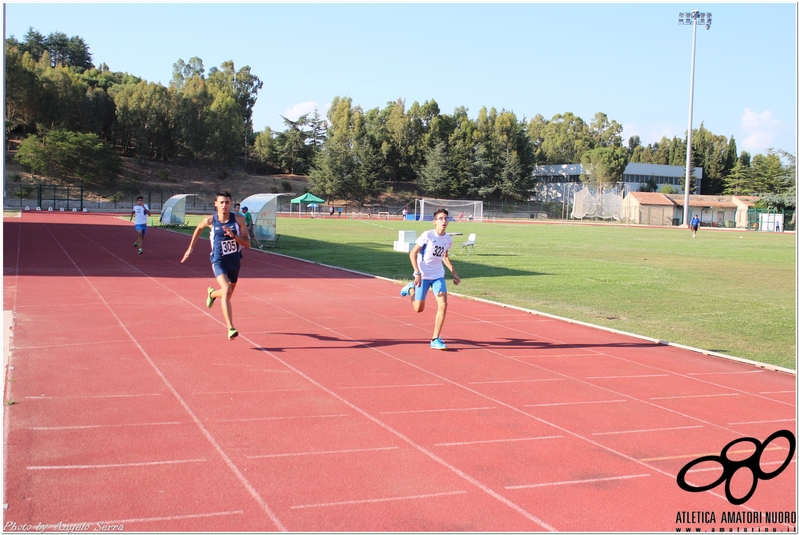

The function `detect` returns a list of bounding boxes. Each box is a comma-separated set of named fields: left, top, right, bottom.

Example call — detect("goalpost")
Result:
left=417, top=198, right=483, bottom=222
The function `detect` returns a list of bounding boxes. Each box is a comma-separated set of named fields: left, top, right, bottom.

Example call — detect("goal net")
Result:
left=571, top=185, right=623, bottom=220
left=417, top=198, right=483, bottom=222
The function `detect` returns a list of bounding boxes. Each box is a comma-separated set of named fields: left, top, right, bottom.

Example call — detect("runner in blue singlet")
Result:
left=181, top=192, right=250, bottom=340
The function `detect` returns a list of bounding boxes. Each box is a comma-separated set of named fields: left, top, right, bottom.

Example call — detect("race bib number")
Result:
left=220, top=239, right=238, bottom=256
left=432, top=245, right=445, bottom=257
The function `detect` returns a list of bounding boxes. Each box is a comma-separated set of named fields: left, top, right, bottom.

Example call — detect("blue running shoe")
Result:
left=400, top=282, right=414, bottom=297
left=430, top=337, right=448, bottom=350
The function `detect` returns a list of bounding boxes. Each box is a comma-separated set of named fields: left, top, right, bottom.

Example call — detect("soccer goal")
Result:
left=416, top=198, right=483, bottom=222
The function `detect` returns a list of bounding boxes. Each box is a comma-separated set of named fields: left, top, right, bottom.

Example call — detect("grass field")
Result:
left=159, top=214, right=795, bottom=370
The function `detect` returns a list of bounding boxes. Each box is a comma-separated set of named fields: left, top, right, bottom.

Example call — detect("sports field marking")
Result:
left=380, top=406, right=498, bottom=415
left=290, top=490, right=468, bottom=510
left=524, top=399, right=626, bottom=407
left=191, top=388, right=313, bottom=395
left=242, top=286, right=752, bottom=515
left=27, top=421, right=183, bottom=430
left=37, top=223, right=287, bottom=532
left=684, top=460, right=796, bottom=474
left=468, top=378, right=564, bottom=384
left=338, top=383, right=446, bottom=389
left=28, top=458, right=208, bottom=470
left=584, top=374, right=671, bottom=379
left=25, top=393, right=162, bottom=400
left=434, top=435, right=563, bottom=447
left=640, top=446, right=786, bottom=462
left=687, top=370, right=766, bottom=376
left=512, top=353, right=597, bottom=358
left=216, top=414, right=350, bottom=423
left=727, top=418, right=796, bottom=425
left=760, top=390, right=795, bottom=394
left=505, top=473, right=651, bottom=490
left=74, top=511, right=245, bottom=527
left=247, top=446, right=399, bottom=459
left=592, top=425, right=703, bottom=436
left=649, top=393, right=739, bottom=400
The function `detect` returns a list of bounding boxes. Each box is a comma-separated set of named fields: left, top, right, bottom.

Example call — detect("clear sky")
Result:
left=5, top=2, right=797, bottom=158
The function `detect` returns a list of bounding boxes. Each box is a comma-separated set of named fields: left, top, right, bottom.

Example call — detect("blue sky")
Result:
left=5, top=2, right=797, bottom=158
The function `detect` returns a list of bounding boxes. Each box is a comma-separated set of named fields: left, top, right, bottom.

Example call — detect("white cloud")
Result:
left=739, top=108, right=784, bottom=155
left=282, top=101, right=328, bottom=122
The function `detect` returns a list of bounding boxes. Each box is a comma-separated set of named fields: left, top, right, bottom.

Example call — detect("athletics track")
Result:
left=2, top=212, right=796, bottom=532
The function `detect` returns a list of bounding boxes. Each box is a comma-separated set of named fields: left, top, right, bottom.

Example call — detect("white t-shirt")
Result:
left=132, top=204, right=149, bottom=225
left=415, top=229, right=452, bottom=280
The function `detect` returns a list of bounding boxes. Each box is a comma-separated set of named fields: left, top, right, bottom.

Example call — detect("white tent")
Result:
left=160, top=194, right=195, bottom=225
left=239, top=193, right=290, bottom=246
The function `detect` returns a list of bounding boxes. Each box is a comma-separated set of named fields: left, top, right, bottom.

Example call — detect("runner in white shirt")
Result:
left=129, top=196, right=151, bottom=255
left=400, top=208, right=461, bottom=350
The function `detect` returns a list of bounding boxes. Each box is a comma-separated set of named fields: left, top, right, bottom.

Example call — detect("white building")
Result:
left=532, top=162, right=703, bottom=202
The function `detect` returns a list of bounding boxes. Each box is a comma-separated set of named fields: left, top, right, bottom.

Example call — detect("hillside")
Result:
left=4, top=151, right=418, bottom=207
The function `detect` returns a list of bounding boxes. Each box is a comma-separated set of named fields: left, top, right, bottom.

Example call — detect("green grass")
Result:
left=169, top=215, right=797, bottom=370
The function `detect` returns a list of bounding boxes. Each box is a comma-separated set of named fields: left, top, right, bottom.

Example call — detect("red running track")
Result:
left=3, top=212, right=796, bottom=532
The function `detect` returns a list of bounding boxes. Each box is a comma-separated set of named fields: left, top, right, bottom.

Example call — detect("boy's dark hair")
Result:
left=216, top=191, right=232, bottom=200
left=433, top=208, right=449, bottom=219
left=136, top=196, right=144, bottom=201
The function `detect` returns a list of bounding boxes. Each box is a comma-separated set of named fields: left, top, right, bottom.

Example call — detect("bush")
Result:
left=281, top=180, right=292, bottom=192
left=11, top=173, right=21, bottom=182
left=13, top=185, right=35, bottom=199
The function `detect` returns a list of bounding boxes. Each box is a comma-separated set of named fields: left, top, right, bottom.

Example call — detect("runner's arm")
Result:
left=181, top=216, right=212, bottom=263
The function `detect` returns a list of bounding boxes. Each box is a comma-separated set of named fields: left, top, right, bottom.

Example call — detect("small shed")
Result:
left=160, top=194, right=195, bottom=226
left=239, top=193, right=290, bottom=246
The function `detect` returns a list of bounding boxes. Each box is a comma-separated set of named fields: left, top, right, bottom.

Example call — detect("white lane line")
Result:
left=248, top=446, right=399, bottom=459
left=39, top=226, right=287, bottom=532
left=192, top=388, right=312, bottom=395
left=592, top=425, right=703, bottom=436
left=685, top=459, right=795, bottom=473
left=525, top=399, right=626, bottom=408
left=291, top=490, right=468, bottom=510
left=216, top=413, right=349, bottom=423
left=338, top=383, right=445, bottom=389
left=28, top=421, right=183, bottom=430
left=469, top=378, right=564, bottom=385
left=506, top=473, right=650, bottom=490
left=435, top=436, right=562, bottom=447
left=759, top=390, right=795, bottom=395
left=585, top=374, right=671, bottom=379
left=381, top=406, right=497, bottom=415
left=687, top=370, right=765, bottom=376
left=728, top=418, right=796, bottom=425
left=649, top=393, right=739, bottom=400
left=28, top=458, right=207, bottom=470
left=49, top=510, right=244, bottom=528
left=25, top=393, right=162, bottom=400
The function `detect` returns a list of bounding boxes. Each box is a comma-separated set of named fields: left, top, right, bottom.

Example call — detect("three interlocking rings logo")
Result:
left=677, top=429, right=796, bottom=505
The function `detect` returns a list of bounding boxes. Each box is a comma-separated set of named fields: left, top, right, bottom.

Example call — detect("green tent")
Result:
left=289, top=192, right=326, bottom=216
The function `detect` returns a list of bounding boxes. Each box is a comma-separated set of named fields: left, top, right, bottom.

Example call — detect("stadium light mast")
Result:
left=678, top=10, right=711, bottom=225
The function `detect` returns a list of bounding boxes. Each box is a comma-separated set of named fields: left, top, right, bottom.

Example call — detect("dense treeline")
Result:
left=5, top=27, right=795, bottom=207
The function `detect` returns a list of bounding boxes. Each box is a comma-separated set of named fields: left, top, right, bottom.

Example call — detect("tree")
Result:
left=580, top=147, right=628, bottom=189
left=638, top=175, right=659, bottom=192
left=589, top=112, right=623, bottom=148
left=418, top=142, right=450, bottom=197
left=15, top=130, right=121, bottom=185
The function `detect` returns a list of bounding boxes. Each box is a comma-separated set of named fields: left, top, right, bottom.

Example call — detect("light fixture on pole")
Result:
left=678, top=10, right=711, bottom=225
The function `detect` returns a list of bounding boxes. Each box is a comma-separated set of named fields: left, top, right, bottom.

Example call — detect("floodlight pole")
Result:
left=679, top=10, right=711, bottom=226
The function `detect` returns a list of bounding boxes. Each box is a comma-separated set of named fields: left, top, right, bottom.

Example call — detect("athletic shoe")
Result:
left=228, top=328, right=239, bottom=340
left=430, top=337, right=448, bottom=350
left=400, top=282, right=414, bottom=297
left=138, top=248, right=143, bottom=255
left=206, top=287, right=216, bottom=308
left=134, top=241, right=138, bottom=247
